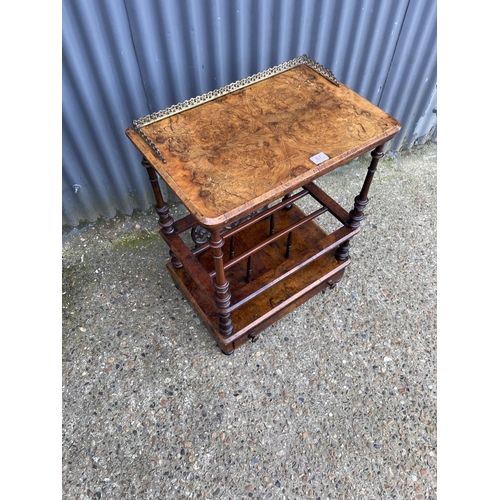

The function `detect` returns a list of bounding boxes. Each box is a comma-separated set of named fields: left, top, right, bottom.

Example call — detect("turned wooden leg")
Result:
left=347, top=145, right=384, bottom=228
left=335, top=145, right=384, bottom=261
left=335, top=240, right=351, bottom=262
left=282, top=192, right=293, bottom=210
left=209, top=229, right=234, bottom=337
left=141, top=156, right=182, bottom=268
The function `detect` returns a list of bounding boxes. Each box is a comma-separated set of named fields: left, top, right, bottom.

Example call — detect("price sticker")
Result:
left=309, top=152, right=329, bottom=165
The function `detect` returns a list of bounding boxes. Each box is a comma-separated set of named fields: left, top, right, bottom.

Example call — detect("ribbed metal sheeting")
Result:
left=62, top=0, right=437, bottom=228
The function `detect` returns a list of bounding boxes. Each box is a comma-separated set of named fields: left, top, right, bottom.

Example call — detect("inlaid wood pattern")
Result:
left=126, top=64, right=400, bottom=228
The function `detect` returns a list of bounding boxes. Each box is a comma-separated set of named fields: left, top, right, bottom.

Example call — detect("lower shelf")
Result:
left=166, top=204, right=354, bottom=353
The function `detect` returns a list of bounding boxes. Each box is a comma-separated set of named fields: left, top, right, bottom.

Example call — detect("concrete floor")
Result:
left=62, top=141, right=437, bottom=499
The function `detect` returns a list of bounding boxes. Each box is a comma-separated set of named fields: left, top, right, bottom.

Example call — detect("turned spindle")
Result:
left=209, top=229, right=234, bottom=336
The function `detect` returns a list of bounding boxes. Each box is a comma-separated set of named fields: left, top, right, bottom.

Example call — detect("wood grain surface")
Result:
left=126, top=64, right=400, bottom=228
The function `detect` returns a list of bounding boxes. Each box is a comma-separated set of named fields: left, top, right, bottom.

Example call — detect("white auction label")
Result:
left=309, top=152, right=329, bottom=165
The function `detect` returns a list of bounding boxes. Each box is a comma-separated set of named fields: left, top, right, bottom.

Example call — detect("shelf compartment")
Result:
left=165, top=202, right=357, bottom=352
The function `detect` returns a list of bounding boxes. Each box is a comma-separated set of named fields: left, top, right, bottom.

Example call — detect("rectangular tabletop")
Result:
left=126, top=57, right=401, bottom=228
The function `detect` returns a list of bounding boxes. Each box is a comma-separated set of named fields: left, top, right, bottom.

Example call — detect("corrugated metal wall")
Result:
left=62, top=0, right=437, bottom=228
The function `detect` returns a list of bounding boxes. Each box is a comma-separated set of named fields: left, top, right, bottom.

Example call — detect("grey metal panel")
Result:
left=62, top=0, right=155, bottom=226
left=378, top=0, right=437, bottom=150
left=62, top=0, right=436, bottom=227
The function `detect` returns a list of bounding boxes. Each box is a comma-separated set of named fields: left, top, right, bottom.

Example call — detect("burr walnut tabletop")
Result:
left=126, top=63, right=400, bottom=229
left=125, top=56, right=401, bottom=354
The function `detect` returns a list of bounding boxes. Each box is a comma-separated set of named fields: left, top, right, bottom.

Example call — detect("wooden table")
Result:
left=125, top=55, right=401, bottom=354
